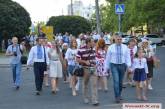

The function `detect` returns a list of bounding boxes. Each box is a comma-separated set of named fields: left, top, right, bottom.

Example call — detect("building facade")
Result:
left=68, top=1, right=95, bottom=20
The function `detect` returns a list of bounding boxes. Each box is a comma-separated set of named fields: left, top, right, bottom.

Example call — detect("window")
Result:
left=146, top=35, right=159, bottom=38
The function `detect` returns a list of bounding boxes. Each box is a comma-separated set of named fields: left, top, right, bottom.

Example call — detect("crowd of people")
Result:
left=5, top=32, right=159, bottom=106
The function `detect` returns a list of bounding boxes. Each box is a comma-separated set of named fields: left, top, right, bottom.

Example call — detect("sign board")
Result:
left=115, top=4, right=125, bottom=14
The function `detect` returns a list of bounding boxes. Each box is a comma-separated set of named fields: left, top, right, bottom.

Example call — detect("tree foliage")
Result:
left=47, top=16, right=92, bottom=37
left=100, top=0, right=165, bottom=33
left=0, top=0, right=31, bottom=40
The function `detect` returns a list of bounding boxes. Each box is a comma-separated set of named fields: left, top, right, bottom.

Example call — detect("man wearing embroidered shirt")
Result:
left=27, top=37, right=49, bottom=95
left=105, top=33, right=131, bottom=103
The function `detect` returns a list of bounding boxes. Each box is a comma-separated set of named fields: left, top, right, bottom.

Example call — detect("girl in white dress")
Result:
left=48, top=41, right=63, bottom=94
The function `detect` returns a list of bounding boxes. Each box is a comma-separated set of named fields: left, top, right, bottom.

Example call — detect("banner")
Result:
left=41, top=26, right=54, bottom=41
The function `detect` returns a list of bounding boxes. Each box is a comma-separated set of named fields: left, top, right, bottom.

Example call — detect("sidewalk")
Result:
left=0, top=56, right=10, bottom=65
left=0, top=56, right=26, bottom=67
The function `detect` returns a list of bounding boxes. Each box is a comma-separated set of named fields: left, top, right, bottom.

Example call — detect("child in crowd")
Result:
left=126, top=39, right=137, bottom=87
left=132, top=49, right=149, bottom=101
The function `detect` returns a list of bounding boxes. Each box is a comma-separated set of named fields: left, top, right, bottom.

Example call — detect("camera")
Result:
left=13, top=52, right=17, bottom=56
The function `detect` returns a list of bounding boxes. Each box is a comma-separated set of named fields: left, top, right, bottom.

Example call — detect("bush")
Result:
left=47, top=16, right=91, bottom=37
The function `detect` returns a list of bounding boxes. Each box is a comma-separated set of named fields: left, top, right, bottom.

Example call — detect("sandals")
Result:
left=72, top=91, right=77, bottom=96
left=142, top=96, right=148, bottom=101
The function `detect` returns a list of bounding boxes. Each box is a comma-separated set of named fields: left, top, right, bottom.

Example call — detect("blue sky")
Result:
left=12, top=0, right=105, bottom=22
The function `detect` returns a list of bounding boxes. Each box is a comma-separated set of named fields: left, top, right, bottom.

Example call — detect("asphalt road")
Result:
left=0, top=47, right=164, bottom=109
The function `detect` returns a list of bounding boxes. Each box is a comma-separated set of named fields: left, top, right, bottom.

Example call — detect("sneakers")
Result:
left=72, top=91, right=77, bottom=96
left=92, top=101, right=99, bottom=106
left=148, top=84, right=153, bottom=90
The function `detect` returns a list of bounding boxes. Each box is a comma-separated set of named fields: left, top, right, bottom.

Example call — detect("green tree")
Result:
left=0, top=0, right=31, bottom=41
left=100, top=0, right=165, bottom=34
left=142, top=0, right=165, bottom=34
left=101, top=0, right=120, bottom=32
left=47, top=16, right=91, bottom=37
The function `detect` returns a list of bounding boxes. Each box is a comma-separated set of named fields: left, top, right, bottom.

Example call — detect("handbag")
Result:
left=73, top=65, right=84, bottom=77
left=19, top=45, right=27, bottom=64
left=21, top=56, right=28, bottom=64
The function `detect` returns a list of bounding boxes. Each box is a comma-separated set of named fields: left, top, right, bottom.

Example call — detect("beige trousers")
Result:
left=82, top=67, right=98, bottom=103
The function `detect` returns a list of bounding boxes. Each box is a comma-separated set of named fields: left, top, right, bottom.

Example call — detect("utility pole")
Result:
left=118, top=0, right=122, bottom=33
left=62, top=8, right=64, bottom=16
left=71, top=0, right=73, bottom=15
left=95, top=0, right=101, bottom=34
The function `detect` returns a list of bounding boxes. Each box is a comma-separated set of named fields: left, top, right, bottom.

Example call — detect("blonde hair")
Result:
left=12, top=37, right=18, bottom=41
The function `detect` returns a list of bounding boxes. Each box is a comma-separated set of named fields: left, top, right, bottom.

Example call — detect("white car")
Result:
left=144, top=34, right=165, bottom=45
left=122, top=35, right=133, bottom=44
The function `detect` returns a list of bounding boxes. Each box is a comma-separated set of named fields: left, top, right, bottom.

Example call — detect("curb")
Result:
left=0, top=64, right=27, bottom=68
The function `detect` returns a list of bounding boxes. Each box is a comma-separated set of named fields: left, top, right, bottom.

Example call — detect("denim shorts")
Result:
left=68, top=65, right=76, bottom=76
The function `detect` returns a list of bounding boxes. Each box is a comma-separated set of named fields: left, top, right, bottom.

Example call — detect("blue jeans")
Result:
left=110, top=63, right=126, bottom=98
left=11, top=63, right=21, bottom=86
left=68, top=65, right=76, bottom=76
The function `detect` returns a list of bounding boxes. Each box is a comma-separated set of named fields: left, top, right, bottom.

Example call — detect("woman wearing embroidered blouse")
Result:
left=65, top=39, right=78, bottom=96
left=132, top=49, right=148, bottom=101
left=141, top=40, right=154, bottom=90
left=96, top=39, right=109, bottom=92
left=48, top=41, right=63, bottom=94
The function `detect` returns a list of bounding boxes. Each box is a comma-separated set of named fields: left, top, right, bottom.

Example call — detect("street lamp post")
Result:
left=71, top=0, right=73, bottom=15
left=118, top=0, right=122, bottom=33
left=95, top=0, right=101, bottom=34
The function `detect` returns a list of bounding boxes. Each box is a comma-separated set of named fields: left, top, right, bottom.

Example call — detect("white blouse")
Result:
left=132, top=58, right=149, bottom=74
left=65, top=48, right=77, bottom=66
left=128, top=45, right=137, bottom=55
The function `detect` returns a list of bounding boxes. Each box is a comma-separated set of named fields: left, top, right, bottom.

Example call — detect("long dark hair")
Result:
left=52, top=40, right=60, bottom=54
left=70, top=39, right=77, bottom=49
left=135, top=48, right=145, bottom=58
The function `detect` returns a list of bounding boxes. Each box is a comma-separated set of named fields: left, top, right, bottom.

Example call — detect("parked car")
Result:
left=137, top=35, right=144, bottom=42
left=144, top=34, right=165, bottom=45
left=122, top=35, right=134, bottom=44
left=121, top=35, right=129, bottom=44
